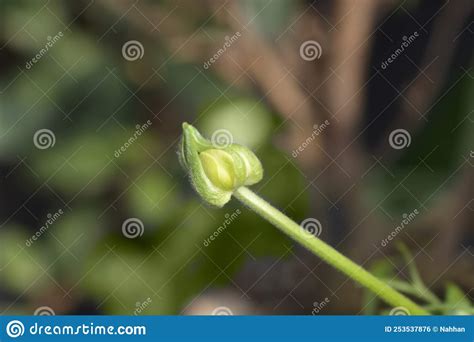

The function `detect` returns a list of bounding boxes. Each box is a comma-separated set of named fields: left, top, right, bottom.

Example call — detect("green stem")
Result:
left=233, top=186, right=429, bottom=315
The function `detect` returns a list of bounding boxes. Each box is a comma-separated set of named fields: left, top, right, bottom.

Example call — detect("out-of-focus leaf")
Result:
left=31, top=129, right=122, bottom=194
left=396, top=243, right=423, bottom=287
left=444, top=282, right=473, bottom=315
left=0, top=226, right=50, bottom=293
left=365, top=75, right=473, bottom=216
left=241, top=0, right=297, bottom=39
left=199, top=99, right=274, bottom=149
left=48, top=207, right=103, bottom=281
left=4, top=2, right=64, bottom=52
left=126, top=169, right=177, bottom=226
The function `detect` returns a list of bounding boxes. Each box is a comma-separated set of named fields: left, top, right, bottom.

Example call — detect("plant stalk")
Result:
left=233, top=186, right=429, bottom=315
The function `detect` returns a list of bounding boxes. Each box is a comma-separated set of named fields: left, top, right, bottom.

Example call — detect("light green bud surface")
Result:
left=179, top=123, right=263, bottom=207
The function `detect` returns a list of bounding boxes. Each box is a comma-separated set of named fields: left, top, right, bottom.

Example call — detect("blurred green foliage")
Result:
left=0, top=0, right=472, bottom=315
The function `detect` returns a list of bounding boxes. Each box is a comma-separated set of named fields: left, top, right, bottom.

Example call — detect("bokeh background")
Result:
left=0, top=0, right=473, bottom=315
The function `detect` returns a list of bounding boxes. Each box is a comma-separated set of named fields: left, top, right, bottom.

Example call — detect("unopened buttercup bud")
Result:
left=179, top=123, right=263, bottom=207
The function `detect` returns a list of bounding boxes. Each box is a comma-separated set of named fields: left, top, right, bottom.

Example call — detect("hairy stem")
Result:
left=233, top=186, right=429, bottom=315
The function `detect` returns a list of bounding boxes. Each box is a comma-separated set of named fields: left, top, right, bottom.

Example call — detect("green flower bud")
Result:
left=199, top=149, right=236, bottom=191
left=179, top=123, right=263, bottom=207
